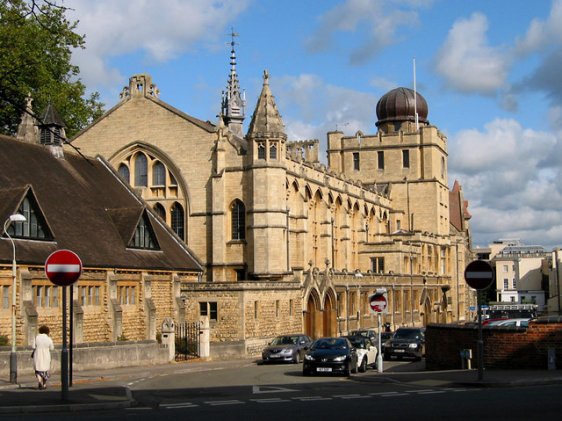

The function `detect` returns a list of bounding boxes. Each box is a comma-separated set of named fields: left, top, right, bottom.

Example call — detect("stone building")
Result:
left=69, top=47, right=473, bottom=357
left=0, top=114, right=202, bottom=349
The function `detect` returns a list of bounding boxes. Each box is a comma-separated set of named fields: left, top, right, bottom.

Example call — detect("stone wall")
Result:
left=426, top=316, right=562, bottom=370
left=0, top=340, right=170, bottom=378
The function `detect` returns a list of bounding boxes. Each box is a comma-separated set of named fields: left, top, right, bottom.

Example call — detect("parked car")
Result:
left=384, top=327, right=425, bottom=361
left=351, top=329, right=377, bottom=345
left=487, top=318, right=530, bottom=328
left=380, top=331, right=393, bottom=355
left=261, top=334, right=313, bottom=364
left=345, top=335, right=377, bottom=372
left=303, top=337, right=358, bottom=376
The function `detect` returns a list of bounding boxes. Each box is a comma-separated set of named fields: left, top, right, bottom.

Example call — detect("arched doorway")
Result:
left=304, top=291, right=320, bottom=338
left=323, top=294, right=337, bottom=337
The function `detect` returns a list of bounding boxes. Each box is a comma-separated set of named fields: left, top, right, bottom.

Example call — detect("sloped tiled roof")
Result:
left=0, top=134, right=202, bottom=272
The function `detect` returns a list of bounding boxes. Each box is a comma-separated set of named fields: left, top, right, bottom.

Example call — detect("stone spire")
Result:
left=221, top=30, right=245, bottom=137
left=16, top=93, right=38, bottom=143
left=247, top=70, right=286, bottom=141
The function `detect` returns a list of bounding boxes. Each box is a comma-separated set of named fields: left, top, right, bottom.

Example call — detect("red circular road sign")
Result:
left=464, top=260, right=494, bottom=290
left=45, top=249, right=82, bottom=286
left=369, top=292, right=387, bottom=313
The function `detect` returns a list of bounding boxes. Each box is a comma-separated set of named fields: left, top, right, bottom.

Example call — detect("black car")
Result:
left=302, top=337, right=358, bottom=376
left=261, top=334, right=313, bottom=364
left=383, top=327, right=425, bottom=361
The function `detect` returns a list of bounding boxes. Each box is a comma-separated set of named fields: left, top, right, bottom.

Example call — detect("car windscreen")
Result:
left=393, top=329, right=421, bottom=339
left=270, top=336, right=296, bottom=346
left=345, top=336, right=366, bottom=349
left=312, top=338, right=348, bottom=350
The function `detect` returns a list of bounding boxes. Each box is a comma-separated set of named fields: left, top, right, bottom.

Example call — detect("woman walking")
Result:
left=32, top=325, right=54, bottom=390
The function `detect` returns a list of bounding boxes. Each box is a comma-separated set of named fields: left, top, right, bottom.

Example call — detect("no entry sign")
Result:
left=45, top=249, right=82, bottom=286
left=464, top=260, right=494, bottom=290
left=369, top=289, right=388, bottom=314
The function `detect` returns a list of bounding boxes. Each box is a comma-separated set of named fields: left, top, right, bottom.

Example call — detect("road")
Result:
left=13, top=359, right=562, bottom=420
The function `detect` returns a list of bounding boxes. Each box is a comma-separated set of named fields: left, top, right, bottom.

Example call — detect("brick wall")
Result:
left=426, top=316, right=562, bottom=370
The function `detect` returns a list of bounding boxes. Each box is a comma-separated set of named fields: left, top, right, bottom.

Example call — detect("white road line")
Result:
left=417, top=390, right=447, bottom=395
left=369, top=392, right=402, bottom=396
left=126, top=407, right=152, bottom=410
left=206, top=400, right=245, bottom=406
left=405, top=389, right=435, bottom=393
left=333, top=394, right=371, bottom=399
left=250, top=398, right=291, bottom=403
left=161, top=403, right=199, bottom=409
left=291, top=396, right=332, bottom=401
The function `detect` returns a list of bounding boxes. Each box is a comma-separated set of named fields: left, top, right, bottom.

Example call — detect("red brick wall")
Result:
left=426, top=316, right=562, bottom=370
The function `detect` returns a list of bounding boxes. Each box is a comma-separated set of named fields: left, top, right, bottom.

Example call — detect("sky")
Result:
left=63, top=0, right=562, bottom=251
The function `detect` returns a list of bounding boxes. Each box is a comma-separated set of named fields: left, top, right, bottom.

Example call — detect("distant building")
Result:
left=492, top=240, right=548, bottom=311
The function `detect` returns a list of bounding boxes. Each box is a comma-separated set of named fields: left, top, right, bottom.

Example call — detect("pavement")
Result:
left=1, top=359, right=561, bottom=415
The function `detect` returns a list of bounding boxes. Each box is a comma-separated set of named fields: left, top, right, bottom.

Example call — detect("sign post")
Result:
left=369, top=289, right=388, bottom=373
left=464, top=260, right=494, bottom=382
left=45, top=250, right=82, bottom=402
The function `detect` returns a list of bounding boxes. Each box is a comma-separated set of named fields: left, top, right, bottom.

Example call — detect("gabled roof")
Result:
left=0, top=134, right=202, bottom=272
left=70, top=88, right=216, bottom=141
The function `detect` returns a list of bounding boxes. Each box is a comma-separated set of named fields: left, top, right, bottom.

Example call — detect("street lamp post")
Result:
left=3, top=213, right=26, bottom=384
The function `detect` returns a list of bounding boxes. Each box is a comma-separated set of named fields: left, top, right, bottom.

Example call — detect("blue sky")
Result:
left=66, top=0, right=562, bottom=250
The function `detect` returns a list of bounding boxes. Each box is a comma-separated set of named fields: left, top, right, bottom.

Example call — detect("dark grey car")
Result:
left=383, top=327, right=425, bottom=361
left=261, top=334, right=313, bottom=364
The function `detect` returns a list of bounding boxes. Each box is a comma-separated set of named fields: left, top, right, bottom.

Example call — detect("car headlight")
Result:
left=332, top=355, right=346, bottom=362
left=409, top=343, right=418, bottom=349
left=304, top=354, right=315, bottom=361
left=280, top=349, right=293, bottom=355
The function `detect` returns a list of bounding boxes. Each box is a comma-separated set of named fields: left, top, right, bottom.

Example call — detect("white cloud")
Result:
left=435, top=13, right=509, bottom=95
left=66, top=0, right=250, bottom=90
left=305, top=0, right=420, bottom=64
left=448, top=118, right=562, bottom=249
left=516, top=0, right=562, bottom=55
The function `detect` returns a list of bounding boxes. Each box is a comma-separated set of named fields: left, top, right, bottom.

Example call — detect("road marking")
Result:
left=205, top=400, right=245, bottom=406
left=161, top=402, right=199, bottom=409
left=417, top=390, right=447, bottom=395
left=333, top=394, right=371, bottom=399
left=291, top=396, right=332, bottom=401
left=250, top=398, right=291, bottom=403
left=252, top=385, right=299, bottom=394
left=369, top=391, right=408, bottom=397
left=405, top=389, right=435, bottom=393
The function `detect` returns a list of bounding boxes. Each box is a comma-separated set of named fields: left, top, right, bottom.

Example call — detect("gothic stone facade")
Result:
left=71, top=72, right=473, bottom=357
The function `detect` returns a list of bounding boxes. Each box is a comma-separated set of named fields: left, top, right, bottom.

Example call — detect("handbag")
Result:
left=31, top=349, right=35, bottom=358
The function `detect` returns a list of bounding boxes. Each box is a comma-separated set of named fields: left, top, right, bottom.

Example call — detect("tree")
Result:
left=0, top=0, right=104, bottom=138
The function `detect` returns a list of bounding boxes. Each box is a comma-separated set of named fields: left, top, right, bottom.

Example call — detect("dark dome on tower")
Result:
left=375, top=87, right=428, bottom=128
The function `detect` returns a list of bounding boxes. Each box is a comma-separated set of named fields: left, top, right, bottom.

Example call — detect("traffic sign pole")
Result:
left=61, top=286, right=69, bottom=401
left=44, top=250, right=82, bottom=403
left=464, top=260, right=494, bottom=383
left=377, top=313, right=383, bottom=373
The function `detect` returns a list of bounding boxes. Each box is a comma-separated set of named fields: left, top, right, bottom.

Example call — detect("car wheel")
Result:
left=344, top=363, right=352, bottom=377
left=359, top=357, right=367, bottom=373
left=294, top=352, right=301, bottom=364
left=351, top=360, right=358, bottom=374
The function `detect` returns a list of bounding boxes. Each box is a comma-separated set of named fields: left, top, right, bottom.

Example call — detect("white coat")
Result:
left=33, top=333, right=54, bottom=372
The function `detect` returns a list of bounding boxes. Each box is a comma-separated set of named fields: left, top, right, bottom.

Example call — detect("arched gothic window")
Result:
left=153, top=203, right=166, bottom=220
left=171, top=202, right=185, bottom=240
left=135, top=153, right=148, bottom=187
left=270, top=143, right=277, bottom=160
left=118, top=164, right=130, bottom=183
left=152, top=161, right=166, bottom=186
left=231, top=200, right=245, bottom=240
left=257, top=143, right=266, bottom=160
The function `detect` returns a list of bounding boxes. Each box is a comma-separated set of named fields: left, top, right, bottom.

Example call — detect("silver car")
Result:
left=261, top=334, right=313, bottom=364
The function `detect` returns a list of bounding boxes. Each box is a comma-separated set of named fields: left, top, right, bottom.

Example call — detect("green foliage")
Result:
left=117, top=333, right=128, bottom=342
left=0, top=0, right=104, bottom=137
left=0, top=335, right=9, bottom=346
